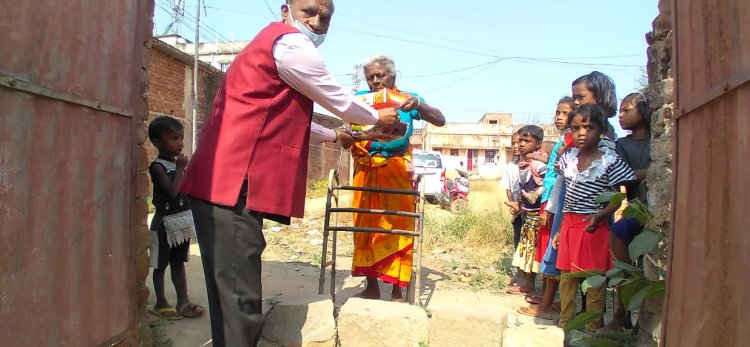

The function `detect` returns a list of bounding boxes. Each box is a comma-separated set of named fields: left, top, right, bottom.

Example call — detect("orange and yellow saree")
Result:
left=350, top=141, right=416, bottom=287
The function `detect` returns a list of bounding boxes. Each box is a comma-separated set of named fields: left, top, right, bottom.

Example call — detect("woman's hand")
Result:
left=376, top=107, right=399, bottom=132
left=582, top=212, right=605, bottom=233
left=335, top=129, right=354, bottom=149
left=540, top=211, right=553, bottom=229
left=552, top=233, right=561, bottom=249
left=400, top=96, right=421, bottom=112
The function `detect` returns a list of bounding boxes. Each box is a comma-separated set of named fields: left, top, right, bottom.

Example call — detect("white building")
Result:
left=157, top=34, right=249, bottom=72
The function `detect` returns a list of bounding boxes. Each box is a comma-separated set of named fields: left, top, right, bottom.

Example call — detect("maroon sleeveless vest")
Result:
left=180, top=22, right=313, bottom=219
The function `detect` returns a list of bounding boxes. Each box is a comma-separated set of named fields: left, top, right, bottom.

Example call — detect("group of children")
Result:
left=501, top=71, right=652, bottom=332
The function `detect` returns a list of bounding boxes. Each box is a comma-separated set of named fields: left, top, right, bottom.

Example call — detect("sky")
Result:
left=153, top=0, right=658, bottom=136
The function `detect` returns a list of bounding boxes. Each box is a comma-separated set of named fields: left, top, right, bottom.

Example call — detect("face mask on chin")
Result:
left=285, top=6, right=326, bottom=47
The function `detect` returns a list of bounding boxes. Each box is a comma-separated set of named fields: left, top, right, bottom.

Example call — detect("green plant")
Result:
left=307, top=179, right=330, bottom=199
left=563, top=192, right=666, bottom=346
left=469, top=270, right=493, bottom=291
left=423, top=207, right=511, bottom=249
left=311, top=252, right=322, bottom=266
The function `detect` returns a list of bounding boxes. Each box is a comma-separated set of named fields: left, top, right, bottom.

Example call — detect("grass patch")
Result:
left=424, top=206, right=513, bottom=253
left=307, top=179, right=330, bottom=199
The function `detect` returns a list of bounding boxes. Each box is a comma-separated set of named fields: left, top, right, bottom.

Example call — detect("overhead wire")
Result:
left=156, top=0, right=233, bottom=43
left=336, top=13, right=502, bottom=56
left=425, top=59, right=509, bottom=93
left=333, top=25, right=642, bottom=70
left=155, top=2, right=644, bottom=91
left=263, top=0, right=280, bottom=21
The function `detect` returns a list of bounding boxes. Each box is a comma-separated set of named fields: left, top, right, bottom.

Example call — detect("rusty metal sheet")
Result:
left=673, top=0, right=750, bottom=110
left=666, top=86, right=750, bottom=346
left=0, top=0, right=151, bottom=345
left=666, top=0, right=750, bottom=345
left=0, top=1, right=146, bottom=113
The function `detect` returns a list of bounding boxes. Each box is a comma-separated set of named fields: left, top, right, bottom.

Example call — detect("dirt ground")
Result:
left=146, top=179, right=566, bottom=346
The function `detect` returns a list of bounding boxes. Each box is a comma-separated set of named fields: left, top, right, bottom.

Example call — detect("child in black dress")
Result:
left=148, top=116, right=204, bottom=319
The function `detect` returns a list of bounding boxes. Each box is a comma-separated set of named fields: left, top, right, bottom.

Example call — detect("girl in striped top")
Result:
left=550, top=104, right=636, bottom=331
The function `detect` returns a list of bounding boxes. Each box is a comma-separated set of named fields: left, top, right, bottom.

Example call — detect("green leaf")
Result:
left=564, top=310, right=602, bottom=332
left=656, top=266, right=668, bottom=278
left=613, top=260, right=642, bottom=273
left=605, top=268, right=624, bottom=278
left=620, top=278, right=647, bottom=308
left=562, top=270, right=604, bottom=278
left=643, top=281, right=666, bottom=299
left=596, top=191, right=625, bottom=204
left=628, top=231, right=660, bottom=261
left=627, top=287, right=648, bottom=311
left=582, top=275, right=607, bottom=293
left=622, top=205, right=649, bottom=225
left=609, top=277, right=625, bottom=286
left=628, top=199, right=652, bottom=217
left=580, top=337, right=620, bottom=347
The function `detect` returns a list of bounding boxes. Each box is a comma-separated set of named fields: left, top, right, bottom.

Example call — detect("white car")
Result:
left=412, top=151, right=445, bottom=200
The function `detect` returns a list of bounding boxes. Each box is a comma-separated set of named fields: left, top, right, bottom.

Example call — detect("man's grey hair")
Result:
left=362, top=54, right=397, bottom=77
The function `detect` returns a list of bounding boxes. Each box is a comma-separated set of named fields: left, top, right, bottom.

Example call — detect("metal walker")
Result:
left=317, top=169, right=425, bottom=305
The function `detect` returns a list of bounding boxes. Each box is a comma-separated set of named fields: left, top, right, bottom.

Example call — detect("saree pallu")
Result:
left=350, top=141, right=415, bottom=287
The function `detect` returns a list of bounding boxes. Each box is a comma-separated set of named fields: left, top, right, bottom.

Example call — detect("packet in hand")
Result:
left=347, top=122, right=408, bottom=141
left=346, top=88, right=411, bottom=141
left=356, top=88, right=410, bottom=110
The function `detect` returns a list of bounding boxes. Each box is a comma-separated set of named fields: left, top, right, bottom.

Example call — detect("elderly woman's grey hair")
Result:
left=362, top=54, right=397, bottom=76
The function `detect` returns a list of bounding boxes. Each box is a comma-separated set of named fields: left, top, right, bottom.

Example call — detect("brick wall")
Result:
left=308, top=113, right=351, bottom=185
left=145, top=39, right=224, bottom=164
left=640, top=0, right=673, bottom=344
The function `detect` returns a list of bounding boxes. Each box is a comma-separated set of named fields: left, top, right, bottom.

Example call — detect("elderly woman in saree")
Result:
left=351, top=54, right=445, bottom=302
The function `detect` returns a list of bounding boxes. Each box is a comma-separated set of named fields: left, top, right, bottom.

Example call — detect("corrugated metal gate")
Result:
left=0, top=1, right=151, bottom=345
left=664, top=0, right=750, bottom=345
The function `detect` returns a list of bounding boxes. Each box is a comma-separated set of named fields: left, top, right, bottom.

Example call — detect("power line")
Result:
left=333, top=25, right=643, bottom=69
left=204, top=5, right=267, bottom=19
left=404, top=60, right=504, bottom=78
left=336, top=13, right=502, bottom=56
left=156, top=0, right=232, bottom=42
left=425, top=59, right=508, bottom=93
left=264, top=0, right=279, bottom=21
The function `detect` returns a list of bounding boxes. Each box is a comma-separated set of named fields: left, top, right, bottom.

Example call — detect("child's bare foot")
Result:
left=153, top=304, right=183, bottom=320
left=177, top=302, right=205, bottom=318
left=506, top=284, right=531, bottom=295
left=517, top=305, right=556, bottom=320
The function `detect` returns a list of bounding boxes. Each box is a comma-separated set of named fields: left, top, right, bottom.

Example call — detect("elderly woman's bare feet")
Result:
left=354, top=277, right=381, bottom=299
left=390, top=286, right=405, bottom=302
left=354, top=288, right=381, bottom=300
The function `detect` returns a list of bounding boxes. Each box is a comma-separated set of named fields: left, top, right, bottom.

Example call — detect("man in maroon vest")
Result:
left=179, top=0, right=399, bottom=345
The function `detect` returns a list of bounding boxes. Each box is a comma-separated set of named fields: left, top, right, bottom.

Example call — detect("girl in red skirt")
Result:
left=551, top=104, right=635, bottom=331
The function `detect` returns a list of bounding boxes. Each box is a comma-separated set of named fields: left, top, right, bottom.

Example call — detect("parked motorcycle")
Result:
left=436, top=173, right=470, bottom=213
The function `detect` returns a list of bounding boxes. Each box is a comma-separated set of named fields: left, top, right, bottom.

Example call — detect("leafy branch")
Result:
left=564, top=192, right=666, bottom=345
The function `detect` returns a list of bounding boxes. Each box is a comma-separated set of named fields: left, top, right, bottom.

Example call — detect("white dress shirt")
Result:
left=272, top=32, right=379, bottom=143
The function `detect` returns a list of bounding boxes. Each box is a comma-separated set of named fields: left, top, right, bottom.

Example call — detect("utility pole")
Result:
left=191, top=0, right=201, bottom=153
left=351, top=64, right=363, bottom=94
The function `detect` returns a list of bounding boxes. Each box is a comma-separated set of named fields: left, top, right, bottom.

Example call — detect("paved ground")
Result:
left=146, top=243, right=563, bottom=347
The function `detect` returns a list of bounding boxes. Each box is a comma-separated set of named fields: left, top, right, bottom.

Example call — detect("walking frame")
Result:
left=318, top=169, right=426, bottom=306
